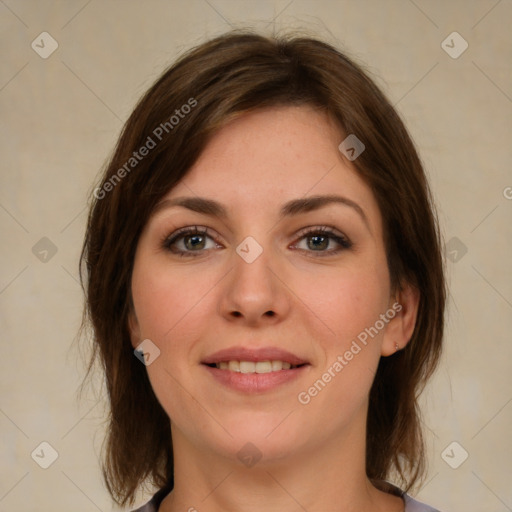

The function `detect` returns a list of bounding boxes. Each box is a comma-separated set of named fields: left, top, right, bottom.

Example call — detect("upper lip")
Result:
left=202, top=346, right=309, bottom=366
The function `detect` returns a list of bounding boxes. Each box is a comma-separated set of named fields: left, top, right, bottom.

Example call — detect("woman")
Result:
left=81, top=31, right=446, bottom=512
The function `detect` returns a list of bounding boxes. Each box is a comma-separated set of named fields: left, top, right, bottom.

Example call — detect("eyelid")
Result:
left=163, top=225, right=213, bottom=242
left=294, top=224, right=348, bottom=240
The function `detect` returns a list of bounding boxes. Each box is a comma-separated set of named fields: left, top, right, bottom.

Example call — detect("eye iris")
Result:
left=185, top=234, right=205, bottom=250
left=308, top=235, right=328, bottom=251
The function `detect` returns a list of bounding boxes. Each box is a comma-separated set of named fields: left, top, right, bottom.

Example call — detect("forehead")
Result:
left=163, top=105, right=381, bottom=228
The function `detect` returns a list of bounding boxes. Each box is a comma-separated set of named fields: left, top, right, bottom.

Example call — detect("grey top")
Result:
left=403, top=493, right=441, bottom=512
left=131, top=485, right=441, bottom=512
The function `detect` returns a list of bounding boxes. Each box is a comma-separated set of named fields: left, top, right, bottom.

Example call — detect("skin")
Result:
left=129, top=105, right=419, bottom=512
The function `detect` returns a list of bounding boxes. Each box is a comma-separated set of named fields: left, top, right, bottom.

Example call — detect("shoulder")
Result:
left=403, top=492, right=442, bottom=512
left=130, top=485, right=442, bottom=512
left=130, top=488, right=171, bottom=512
left=374, top=480, right=442, bottom=512
left=130, top=500, right=156, bottom=512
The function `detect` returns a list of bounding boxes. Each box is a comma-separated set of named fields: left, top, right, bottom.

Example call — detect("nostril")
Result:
left=265, top=311, right=275, bottom=317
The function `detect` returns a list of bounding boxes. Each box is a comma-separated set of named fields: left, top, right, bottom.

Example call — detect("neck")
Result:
left=159, top=413, right=402, bottom=512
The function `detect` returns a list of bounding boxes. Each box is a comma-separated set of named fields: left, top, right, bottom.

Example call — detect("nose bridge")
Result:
left=233, top=235, right=274, bottom=299
left=220, top=234, right=289, bottom=323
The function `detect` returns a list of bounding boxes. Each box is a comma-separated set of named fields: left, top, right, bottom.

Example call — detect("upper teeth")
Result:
left=215, top=360, right=294, bottom=373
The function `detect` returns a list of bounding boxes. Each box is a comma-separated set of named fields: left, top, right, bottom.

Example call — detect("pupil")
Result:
left=309, top=235, right=327, bottom=250
left=186, top=235, right=205, bottom=250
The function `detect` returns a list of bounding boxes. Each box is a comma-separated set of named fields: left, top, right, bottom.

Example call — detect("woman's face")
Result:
left=129, top=105, right=409, bottom=465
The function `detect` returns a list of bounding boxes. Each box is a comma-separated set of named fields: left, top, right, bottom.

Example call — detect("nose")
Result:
left=218, top=242, right=291, bottom=326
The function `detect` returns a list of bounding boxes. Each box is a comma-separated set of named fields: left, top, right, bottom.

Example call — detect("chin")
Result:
left=212, top=415, right=306, bottom=463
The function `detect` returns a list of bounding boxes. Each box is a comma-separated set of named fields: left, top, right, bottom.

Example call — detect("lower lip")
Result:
left=203, top=364, right=309, bottom=393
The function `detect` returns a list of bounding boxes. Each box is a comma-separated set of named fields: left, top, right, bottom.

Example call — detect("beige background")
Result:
left=1, top=0, right=511, bottom=510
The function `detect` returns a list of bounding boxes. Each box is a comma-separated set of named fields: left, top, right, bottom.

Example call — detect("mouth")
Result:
left=202, top=346, right=309, bottom=369
left=205, top=360, right=306, bottom=373
left=201, top=346, right=310, bottom=392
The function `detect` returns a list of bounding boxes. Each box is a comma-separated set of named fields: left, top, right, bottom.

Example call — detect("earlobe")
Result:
left=128, top=311, right=141, bottom=349
left=381, top=284, right=420, bottom=356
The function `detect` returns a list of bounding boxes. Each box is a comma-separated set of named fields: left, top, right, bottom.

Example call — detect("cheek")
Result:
left=296, top=267, right=389, bottom=411
left=299, top=257, right=390, bottom=349
left=130, top=256, right=214, bottom=424
left=131, top=257, right=216, bottom=342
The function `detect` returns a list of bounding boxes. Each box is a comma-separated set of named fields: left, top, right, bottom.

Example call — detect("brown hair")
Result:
left=80, top=30, right=445, bottom=507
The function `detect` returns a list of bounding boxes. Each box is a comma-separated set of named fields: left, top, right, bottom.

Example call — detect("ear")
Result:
left=128, top=309, right=141, bottom=349
left=381, top=283, right=420, bottom=356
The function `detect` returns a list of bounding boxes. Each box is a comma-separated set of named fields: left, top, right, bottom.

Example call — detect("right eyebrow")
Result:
left=153, top=197, right=228, bottom=218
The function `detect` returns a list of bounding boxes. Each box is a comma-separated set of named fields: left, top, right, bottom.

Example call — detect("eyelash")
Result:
left=162, top=225, right=352, bottom=258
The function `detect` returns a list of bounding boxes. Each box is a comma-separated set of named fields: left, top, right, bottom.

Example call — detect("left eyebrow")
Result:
left=153, top=194, right=371, bottom=232
left=279, top=194, right=370, bottom=231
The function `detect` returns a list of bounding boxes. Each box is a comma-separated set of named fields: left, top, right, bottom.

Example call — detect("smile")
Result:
left=212, top=360, right=301, bottom=372
left=201, top=346, right=310, bottom=392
